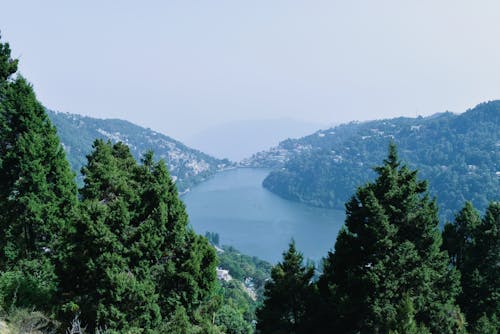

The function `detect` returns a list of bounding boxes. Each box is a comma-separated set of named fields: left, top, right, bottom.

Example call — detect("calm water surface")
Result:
left=182, top=168, right=345, bottom=263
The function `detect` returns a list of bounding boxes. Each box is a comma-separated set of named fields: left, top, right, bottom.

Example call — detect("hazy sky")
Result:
left=1, top=1, right=499, bottom=141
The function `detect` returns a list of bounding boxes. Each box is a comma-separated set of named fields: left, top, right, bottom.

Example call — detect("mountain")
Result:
left=244, top=101, right=500, bottom=221
left=186, top=118, right=326, bottom=161
left=47, top=110, right=234, bottom=192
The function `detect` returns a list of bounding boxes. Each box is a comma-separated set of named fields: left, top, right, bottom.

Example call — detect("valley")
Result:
left=47, top=110, right=234, bottom=192
left=1, top=6, right=499, bottom=332
left=48, top=105, right=499, bottom=254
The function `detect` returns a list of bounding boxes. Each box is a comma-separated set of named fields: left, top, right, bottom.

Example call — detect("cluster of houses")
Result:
left=216, top=268, right=232, bottom=282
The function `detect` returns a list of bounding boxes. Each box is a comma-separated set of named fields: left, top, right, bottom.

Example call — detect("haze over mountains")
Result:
left=186, top=118, right=326, bottom=161
left=47, top=110, right=233, bottom=192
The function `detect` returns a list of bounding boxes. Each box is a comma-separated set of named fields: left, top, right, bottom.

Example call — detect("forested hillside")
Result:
left=246, top=103, right=500, bottom=220
left=48, top=110, right=233, bottom=192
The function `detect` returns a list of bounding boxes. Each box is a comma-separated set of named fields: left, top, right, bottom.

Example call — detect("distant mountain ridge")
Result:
left=47, top=110, right=234, bottom=192
left=244, top=101, right=500, bottom=221
left=186, top=118, right=326, bottom=161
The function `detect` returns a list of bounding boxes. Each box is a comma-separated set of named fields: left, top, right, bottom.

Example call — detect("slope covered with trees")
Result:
left=246, top=104, right=500, bottom=221
left=48, top=110, right=233, bottom=192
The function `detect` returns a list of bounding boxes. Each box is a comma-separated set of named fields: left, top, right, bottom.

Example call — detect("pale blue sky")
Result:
left=1, top=1, right=499, bottom=140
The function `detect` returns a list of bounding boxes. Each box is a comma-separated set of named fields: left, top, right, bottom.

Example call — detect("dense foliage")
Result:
left=256, top=105, right=499, bottom=221
left=204, top=239, right=273, bottom=332
left=256, top=241, right=315, bottom=334
left=443, top=202, right=500, bottom=332
left=0, top=36, right=248, bottom=333
left=317, top=143, right=463, bottom=333
left=217, top=245, right=272, bottom=301
left=257, top=144, right=498, bottom=333
left=47, top=110, right=233, bottom=192
left=57, top=140, right=219, bottom=332
left=0, top=37, right=78, bottom=314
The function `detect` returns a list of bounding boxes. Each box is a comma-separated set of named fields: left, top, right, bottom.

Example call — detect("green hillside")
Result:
left=48, top=110, right=233, bottom=192
left=246, top=101, right=500, bottom=221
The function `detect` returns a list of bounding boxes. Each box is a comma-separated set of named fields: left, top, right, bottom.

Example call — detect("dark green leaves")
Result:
left=62, top=141, right=219, bottom=332
left=0, top=36, right=77, bottom=314
left=256, top=241, right=316, bottom=334
left=445, top=202, right=500, bottom=331
left=298, top=144, right=464, bottom=333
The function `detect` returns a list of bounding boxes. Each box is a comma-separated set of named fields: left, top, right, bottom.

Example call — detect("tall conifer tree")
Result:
left=442, top=202, right=481, bottom=269
left=460, top=202, right=499, bottom=331
left=0, top=36, right=77, bottom=311
left=318, top=143, right=463, bottom=333
left=442, top=201, right=499, bottom=332
left=63, top=140, right=161, bottom=332
left=256, top=241, right=315, bottom=334
left=63, top=140, right=218, bottom=332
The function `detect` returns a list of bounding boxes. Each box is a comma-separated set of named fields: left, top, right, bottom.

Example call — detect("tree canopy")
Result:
left=258, top=143, right=478, bottom=333
left=0, top=36, right=77, bottom=313
left=444, top=201, right=500, bottom=332
left=59, top=140, right=218, bottom=332
left=256, top=241, right=315, bottom=334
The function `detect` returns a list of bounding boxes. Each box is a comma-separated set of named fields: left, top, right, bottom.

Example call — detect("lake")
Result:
left=182, top=168, right=345, bottom=263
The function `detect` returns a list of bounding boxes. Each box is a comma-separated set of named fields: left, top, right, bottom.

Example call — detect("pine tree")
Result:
left=256, top=241, right=315, bottom=334
left=0, top=66, right=77, bottom=265
left=0, top=36, right=77, bottom=311
left=62, top=140, right=161, bottom=332
left=62, top=141, right=218, bottom=332
left=318, top=143, right=463, bottom=333
left=460, top=202, right=499, bottom=330
left=442, top=201, right=481, bottom=269
left=134, top=152, right=218, bottom=316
